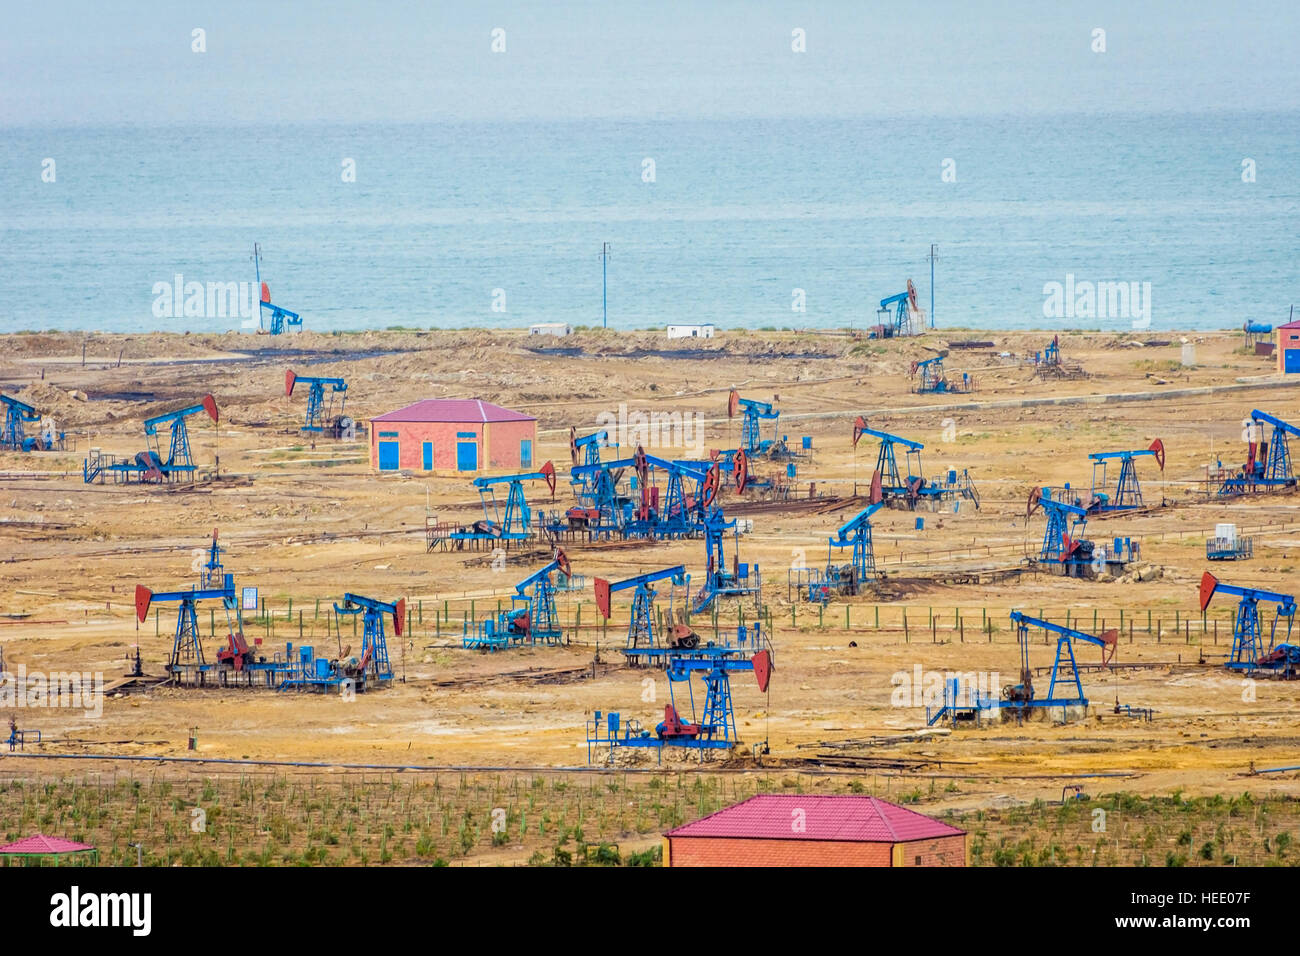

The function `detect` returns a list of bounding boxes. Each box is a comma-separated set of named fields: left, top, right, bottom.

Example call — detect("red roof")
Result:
left=0, top=833, right=96, bottom=854
left=1278, top=320, right=1300, bottom=330
left=666, top=795, right=964, bottom=843
left=370, top=399, right=535, bottom=424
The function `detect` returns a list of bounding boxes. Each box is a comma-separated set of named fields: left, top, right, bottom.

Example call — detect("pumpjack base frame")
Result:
left=463, top=627, right=564, bottom=651
left=165, top=661, right=386, bottom=692
left=585, top=723, right=739, bottom=766
left=993, top=698, right=1090, bottom=723
left=1030, top=557, right=1132, bottom=579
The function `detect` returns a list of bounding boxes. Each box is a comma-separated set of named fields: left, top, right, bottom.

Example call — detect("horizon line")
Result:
left=4, top=105, right=1297, bottom=130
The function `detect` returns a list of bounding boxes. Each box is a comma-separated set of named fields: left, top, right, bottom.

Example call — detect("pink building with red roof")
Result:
left=1277, top=320, right=1300, bottom=374
left=663, top=794, right=966, bottom=867
left=369, top=399, right=537, bottom=474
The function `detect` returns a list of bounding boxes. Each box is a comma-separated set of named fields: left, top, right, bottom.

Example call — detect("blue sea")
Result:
left=2, top=112, right=1298, bottom=334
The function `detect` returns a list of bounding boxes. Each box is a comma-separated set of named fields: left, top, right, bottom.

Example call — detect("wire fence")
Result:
left=791, top=603, right=1241, bottom=649
left=141, top=593, right=1252, bottom=657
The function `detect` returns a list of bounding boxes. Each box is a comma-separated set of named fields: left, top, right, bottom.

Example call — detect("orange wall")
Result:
left=369, top=419, right=537, bottom=472
left=1276, top=330, right=1300, bottom=373
left=893, top=834, right=968, bottom=866
left=666, top=834, right=966, bottom=867
left=487, top=420, right=538, bottom=469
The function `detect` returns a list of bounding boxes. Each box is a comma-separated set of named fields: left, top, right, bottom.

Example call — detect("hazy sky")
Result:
left=2, top=1, right=1298, bottom=124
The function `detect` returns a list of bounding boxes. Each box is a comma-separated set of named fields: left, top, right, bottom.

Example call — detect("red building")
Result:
left=1277, top=320, right=1300, bottom=374
left=663, top=794, right=966, bottom=867
left=368, top=399, right=537, bottom=474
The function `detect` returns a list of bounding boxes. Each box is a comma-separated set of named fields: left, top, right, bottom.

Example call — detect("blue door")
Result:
left=520, top=439, right=532, bottom=468
left=1287, top=350, right=1300, bottom=374
left=378, top=442, right=399, bottom=471
left=456, top=441, right=478, bottom=471
left=422, top=442, right=434, bottom=471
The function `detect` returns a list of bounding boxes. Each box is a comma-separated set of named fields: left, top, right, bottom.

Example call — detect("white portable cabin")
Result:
left=667, top=324, right=715, bottom=339
left=529, top=323, right=572, bottom=337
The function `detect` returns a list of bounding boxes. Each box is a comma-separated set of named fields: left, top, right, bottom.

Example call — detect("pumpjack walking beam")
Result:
left=791, top=501, right=886, bottom=603
left=594, top=565, right=694, bottom=662
left=874, top=279, right=920, bottom=337
left=138, top=395, right=220, bottom=482
left=200, top=527, right=226, bottom=589
left=285, top=369, right=348, bottom=434
left=133, top=528, right=260, bottom=684
left=827, top=501, right=884, bottom=585
left=852, top=416, right=980, bottom=511
left=625, top=449, right=716, bottom=536
left=727, top=390, right=779, bottom=455
left=1218, top=410, right=1300, bottom=495
left=0, top=393, right=41, bottom=451
left=332, top=593, right=404, bottom=684
left=468, top=549, right=573, bottom=649
left=910, top=355, right=971, bottom=395
left=657, top=646, right=773, bottom=750
left=1088, top=439, right=1165, bottom=511
left=1198, top=572, right=1296, bottom=672
left=570, top=448, right=718, bottom=538
left=135, top=574, right=239, bottom=682
left=509, top=548, right=573, bottom=644
left=853, top=417, right=925, bottom=506
left=693, top=508, right=761, bottom=614
left=1042, top=336, right=1061, bottom=368
left=446, top=462, right=557, bottom=548
left=569, top=427, right=612, bottom=503
left=253, top=243, right=302, bottom=335
left=1026, top=487, right=1090, bottom=565
left=586, top=637, right=773, bottom=762
left=1003, top=611, right=1117, bottom=712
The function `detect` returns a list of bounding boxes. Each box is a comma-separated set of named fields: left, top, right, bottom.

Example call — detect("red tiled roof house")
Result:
left=369, top=399, right=537, bottom=473
left=663, top=794, right=967, bottom=867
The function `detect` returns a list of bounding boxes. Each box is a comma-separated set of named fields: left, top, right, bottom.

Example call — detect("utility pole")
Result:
left=926, top=244, right=939, bottom=329
left=251, top=242, right=263, bottom=333
left=600, top=242, right=611, bottom=329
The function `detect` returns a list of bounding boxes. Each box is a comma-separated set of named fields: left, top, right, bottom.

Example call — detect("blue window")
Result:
left=520, top=439, right=532, bottom=468
left=422, top=442, right=434, bottom=471
left=378, top=442, right=399, bottom=471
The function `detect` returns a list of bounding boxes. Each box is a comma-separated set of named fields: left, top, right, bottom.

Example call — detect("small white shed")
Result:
left=529, top=323, right=573, bottom=337
left=667, top=324, right=715, bottom=339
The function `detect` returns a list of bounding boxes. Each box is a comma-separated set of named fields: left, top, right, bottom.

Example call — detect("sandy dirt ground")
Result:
left=3, top=326, right=1300, bottom=816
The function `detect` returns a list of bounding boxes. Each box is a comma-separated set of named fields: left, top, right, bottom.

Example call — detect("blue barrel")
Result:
left=915, top=517, right=925, bottom=530
left=802, top=436, right=812, bottom=450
